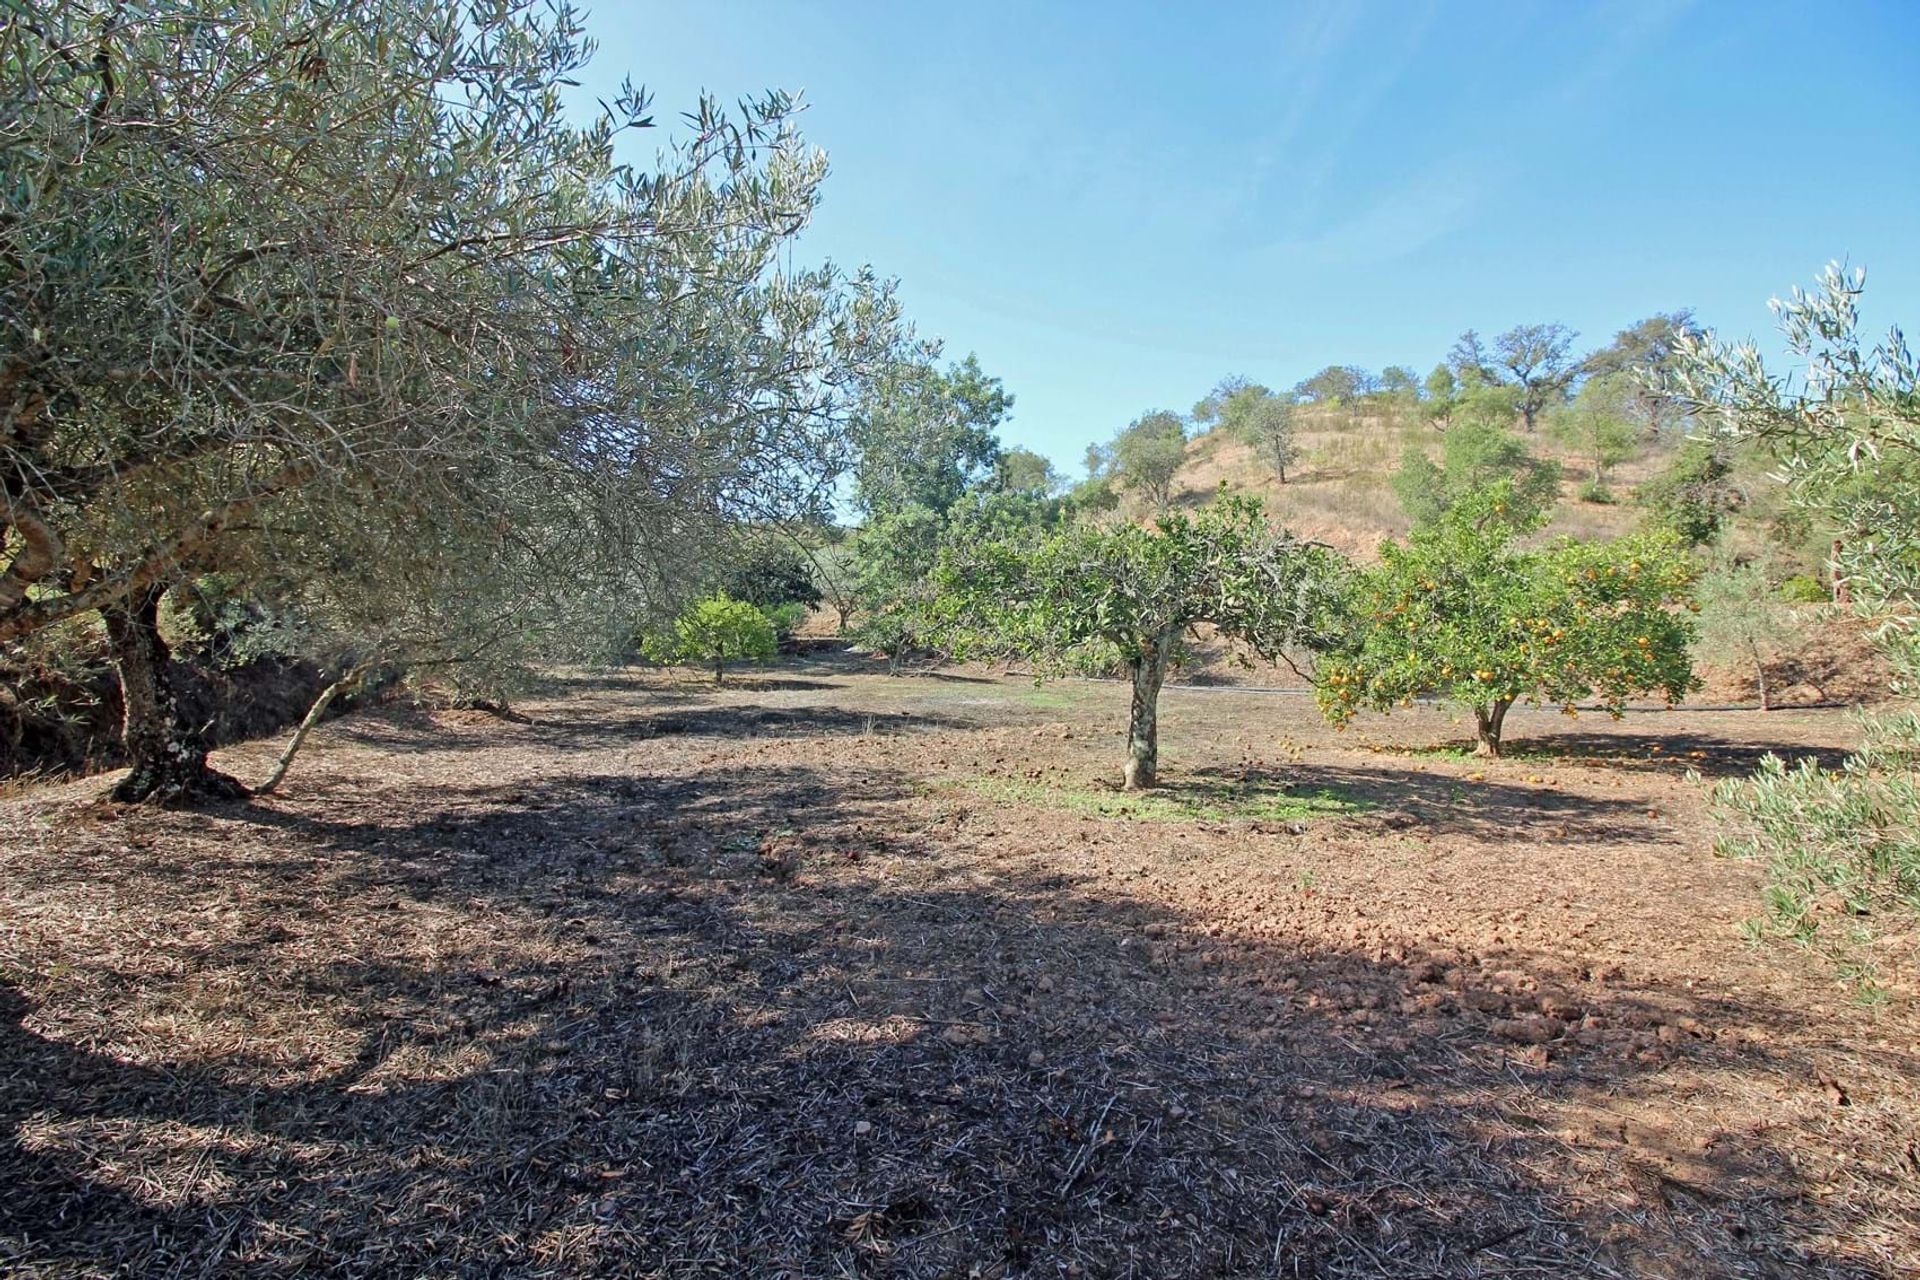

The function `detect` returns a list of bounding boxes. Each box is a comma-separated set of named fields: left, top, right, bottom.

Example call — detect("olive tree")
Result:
left=1, top=0, right=897, bottom=802
left=1108, top=411, right=1188, bottom=513
left=1318, top=483, right=1698, bottom=757
left=933, top=497, right=1344, bottom=789
left=1547, top=372, right=1642, bottom=495
left=1692, top=554, right=1808, bottom=711
left=1666, top=263, right=1920, bottom=960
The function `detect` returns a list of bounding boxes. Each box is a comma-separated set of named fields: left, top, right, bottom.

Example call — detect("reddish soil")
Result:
left=2, top=654, right=1915, bottom=1277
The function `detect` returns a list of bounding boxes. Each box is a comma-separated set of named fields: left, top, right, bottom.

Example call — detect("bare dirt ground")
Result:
left=2, top=652, right=1916, bottom=1278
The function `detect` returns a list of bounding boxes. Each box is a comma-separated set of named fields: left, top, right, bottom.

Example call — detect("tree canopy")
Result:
left=851, top=353, right=1012, bottom=518
left=1, top=0, right=901, bottom=800
left=1107, top=411, right=1189, bottom=513
left=933, top=497, right=1344, bottom=788
left=1318, top=484, right=1698, bottom=756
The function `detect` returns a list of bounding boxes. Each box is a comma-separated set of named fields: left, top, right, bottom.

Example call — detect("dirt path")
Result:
left=2, top=661, right=1914, bottom=1277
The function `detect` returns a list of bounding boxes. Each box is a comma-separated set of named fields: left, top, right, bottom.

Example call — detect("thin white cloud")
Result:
left=1553, top=0, right=1701, bottom=106
left=1256, top=167, right=1481, bottom=269
left=1230, top=0, right=1444, bottom=242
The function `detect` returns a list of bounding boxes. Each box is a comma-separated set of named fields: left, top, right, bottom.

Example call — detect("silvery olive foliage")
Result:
left=1667, top=264, right=1920, bottom=981
left=1, top=0, right=906, bottom=796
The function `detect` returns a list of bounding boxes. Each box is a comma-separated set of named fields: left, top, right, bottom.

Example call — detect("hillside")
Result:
left=1167, top=406, right=1673, bottom=561
left=1141, top=407, right=1891, bottom=708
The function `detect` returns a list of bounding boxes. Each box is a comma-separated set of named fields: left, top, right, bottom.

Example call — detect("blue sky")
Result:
left=578, top=1, right=1920, bottom=473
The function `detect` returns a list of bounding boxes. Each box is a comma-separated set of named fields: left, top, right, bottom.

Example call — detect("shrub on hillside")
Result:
left=1390, top=419, right=1561, bottom=528
left=1636, top=438, right=1741, bottom=546
left=1777, top=573, right=1829, bottom=604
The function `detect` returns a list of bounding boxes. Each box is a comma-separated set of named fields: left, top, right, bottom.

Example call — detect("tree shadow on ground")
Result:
left=713, top=676, right=842, bottom=692
left=327, top=701, right=972, bottom=757
left=1, top=762, right=1909, bottom=1277
left=568, top=703, right=970, bottom=744
left=915, top=670, right=1002, bottom=685
left=1182, top=761, right=1669, bottom=845
left=1466, top=729, right=1854, bottom=780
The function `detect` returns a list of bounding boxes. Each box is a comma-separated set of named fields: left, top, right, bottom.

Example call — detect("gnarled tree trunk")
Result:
left=1123, top=636, right=1171, bottom=790
left=1472, top=698, right=1512, bottom=759
left=102, top=583, right=245, bottom=806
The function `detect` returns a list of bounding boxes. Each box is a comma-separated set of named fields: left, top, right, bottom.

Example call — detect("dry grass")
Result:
left=1173, top=408, right=1677, bottom=560
left=2, top=657, right=1915, bottom=1277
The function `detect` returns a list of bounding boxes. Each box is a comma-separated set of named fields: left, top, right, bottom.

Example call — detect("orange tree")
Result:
left=1317, top=483, right=1698, bottom=756
left=643, top=594, right=776, bottom=684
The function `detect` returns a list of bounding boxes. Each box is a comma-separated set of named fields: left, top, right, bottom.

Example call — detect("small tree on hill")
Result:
left=1692, top=554, right=1808, bottom=711
left=646, top=594, right=776, bottom=683
left=1109, top=411, right=1189, bottom=512
left=1636, top=438, right=1742, bottom=546
left=1423, top=364, right=1459, bottom=427
left=1583, top=310, right=1701, bottom=437
left=1390, top=419, right=1561, bottom=528
left=993, top=447, right=1063, bottom=497
left=933, top=497, right=1344, bottom=788
left=1295, top=365, right=1377, bottom=406
left=1493, top=323, right=1581, bottom=430
left=1547, top=372, right=1642, bottom=496
left=1194, top=379, right=1299, bottom=482
left=1318, top=484, right=1699, bottom=757
left=1378, top=366, right=1422, bottom=404
left=1237, top=392, right=1300, bottom=483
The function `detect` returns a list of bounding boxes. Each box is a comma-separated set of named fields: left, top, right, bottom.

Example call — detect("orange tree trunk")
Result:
left=1123, top=638, right=1171, bottom=790
left=1472, top=698, right=1513, bottom=759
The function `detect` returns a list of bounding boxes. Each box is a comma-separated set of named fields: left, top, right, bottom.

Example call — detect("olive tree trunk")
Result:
left=102, top=584, right=245, bottom=805
left=1472, top=698, right=1513, bottom=759
left=1123, top=635, right=1172, bottom=790
left=1751, top=640, right=1771, bottom=711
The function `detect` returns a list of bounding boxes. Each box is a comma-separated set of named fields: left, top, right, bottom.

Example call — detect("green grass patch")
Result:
left=954, top=775, right=1370, bottom=823
left=1386, top=741, right=1566, bottom=764
left=1015, top=685, right=1094, bottom=710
